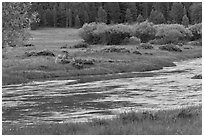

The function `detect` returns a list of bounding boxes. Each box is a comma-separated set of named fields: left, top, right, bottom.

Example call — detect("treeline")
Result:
left=31, top=2, right=202, bottom=29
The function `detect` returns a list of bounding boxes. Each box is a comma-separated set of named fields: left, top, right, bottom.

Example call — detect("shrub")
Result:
left=132, top=50, right=142, bottom=55
left=191, top=74, right=202, bottom=79
left=72, top=42, right=89, bottom=48
left=97, top=24, right=132, bottom=45
left=159, top=44, right=182, bottom=52
left=71, top=58, right=95, bottom=69
left=154, top=24, right=192, bottom=44
left=78, top=22, right=107, bottom=44
left=188, top=23, right=202, bottom=40
left=79, top=23, right=132, bottom=45
left=132, top=21, right=156, bottom=43
left=139, top=43, right=154, bottom=49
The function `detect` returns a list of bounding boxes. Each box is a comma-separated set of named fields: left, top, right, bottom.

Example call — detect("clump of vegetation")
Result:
left=72, top=42, right=90, bottom=48
left=60, top=44, right=68, bottom=49
left=132, top=21, right=156, bottom=43
left=139, top=43, right=154, bottom=49
left=187, top=40, right=202, bottom=46
left=188, top=23, right=202, bottom=40
left=25, top=49, right=55, bottom=57
left=101, top=47, right=130, bottom=53
left=23, top=43, right=35, bottom=47
left=191, top=74, right=202, bottom=79
left=132, top=50, right=142, bottom=55
left=71, top=58, right=95, bottom=69
left=159, top=44, right=182, bottom=52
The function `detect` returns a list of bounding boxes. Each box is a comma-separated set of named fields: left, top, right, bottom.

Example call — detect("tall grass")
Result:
left=3, top=105, right=201, bottom=135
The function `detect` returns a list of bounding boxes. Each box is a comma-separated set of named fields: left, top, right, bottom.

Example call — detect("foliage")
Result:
left=75, top=15, right=81, bottom=28
left=97, top=7, right=107, bottom=23
left=139, top=43, right=154, bottom=49
left=2, top=2, right=34, bottom=47
left=132, top=21, right=156, bottom=42
left=125, top=8, right=133, bottom=23
left=170, top=2, right=185, bottom=24
left=101, top=47, right=130, bottom=53
left=154, top=24, right=192, bottom=44
left=137, top=14, right=144, bottom=23
left=102, top=24, right=132, bottom=45
left=190, top=3, right=202, bottom=24
left=79, top=23, right=132, bottom=45
left=182, top=15, right=189, bottom=27
left=188, top=23, right=202, bottom=40
left=25, top=49, right=55, bottom=57
left=149, top=10, right=165, bottom=24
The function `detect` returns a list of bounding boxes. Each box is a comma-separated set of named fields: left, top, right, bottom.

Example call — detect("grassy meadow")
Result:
left=2, top=28, right=202, bottom=85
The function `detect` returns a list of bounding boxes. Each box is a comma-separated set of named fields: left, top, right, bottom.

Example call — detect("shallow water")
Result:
left=2, top=58, right=202, bottom=126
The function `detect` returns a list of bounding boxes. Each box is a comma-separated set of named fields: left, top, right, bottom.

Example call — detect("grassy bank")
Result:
left=2, top=28, right=202, bottom=85
left=3, top=105, right=201, bottom=135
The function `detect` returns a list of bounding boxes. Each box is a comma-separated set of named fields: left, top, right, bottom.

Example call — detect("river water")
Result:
left=2, top=58, right=202, bottom=126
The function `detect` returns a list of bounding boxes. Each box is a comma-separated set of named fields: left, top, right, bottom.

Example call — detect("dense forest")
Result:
left=30, top=2, right=202, bottom=29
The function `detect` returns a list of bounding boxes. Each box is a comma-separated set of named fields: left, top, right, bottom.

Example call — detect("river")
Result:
left=2, top=58, right=202, bottom=126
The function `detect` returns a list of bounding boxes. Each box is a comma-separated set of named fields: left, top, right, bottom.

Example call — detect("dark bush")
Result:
left=132, top=50, right=142, bottom=55
left=191, top=74, right=202, bottom=79
left=139, top=43, right=154, bottom=49
left=23, top=43, right=35, bottom=47
left=25, top=49, right=55, bottom=57
left=159, top=44, right=182, bottom=52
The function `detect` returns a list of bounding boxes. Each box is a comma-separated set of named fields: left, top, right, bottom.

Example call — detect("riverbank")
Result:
left=3, top=105, right=201, bottom=135
left=2, top=28, right=202, bottom=85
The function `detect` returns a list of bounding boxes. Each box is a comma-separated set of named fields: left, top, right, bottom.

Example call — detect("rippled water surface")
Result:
left=2, top=58, right=202, bottom=126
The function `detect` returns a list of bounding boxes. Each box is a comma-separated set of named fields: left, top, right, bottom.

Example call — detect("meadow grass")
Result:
left=2, top=105, right=201, bottom=135
left=2, top=28, right=202, bottom=85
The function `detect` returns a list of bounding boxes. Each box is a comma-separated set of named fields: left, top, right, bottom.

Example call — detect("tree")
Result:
left=97, top=6, right=107, bottom=23
left=149, top=9, right=165, bottom=24
left=2, top=2, right=35, bottom=47
left=190, top=3, right=202, bottom=24
left=170, top=2, right=184, bottom=24
left=68, top=9, right=72, bottom=27
left=53, top=3, right=57, bottom=27
left=105, top=2, right=121, bottom=23
left=83, top=10, right=89, bottom=24
left=125, top=8, right=133, bottom=23
left=182, top=15, right=189, bottom=27
left=75, top=15, right=81, bottom=28
left=137, top=14, right=144, bottom=23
